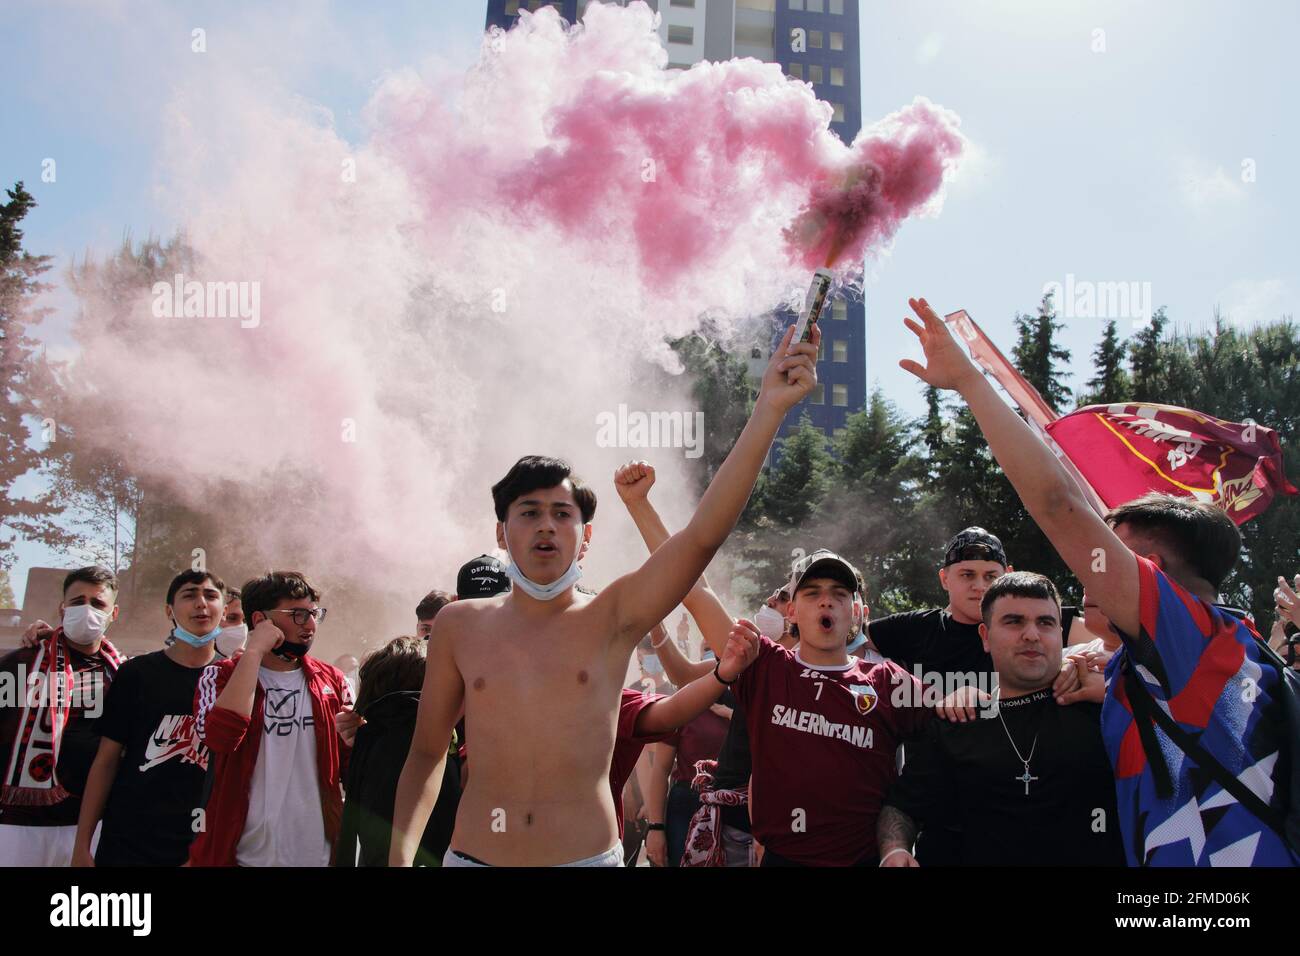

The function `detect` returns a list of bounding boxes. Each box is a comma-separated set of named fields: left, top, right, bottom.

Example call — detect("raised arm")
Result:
left=636, top=627, right=758, bottom=735
left=599, top=325, right=817, bottom=647
left=389, top=614, right=465, bottom=866
left=653, top=616, right=714, bottom=687
left=614, top=462, right=747, bottom=659
left=899, top=298, right=1139, bottom=636
left=212, top=618, right=285, bottom=718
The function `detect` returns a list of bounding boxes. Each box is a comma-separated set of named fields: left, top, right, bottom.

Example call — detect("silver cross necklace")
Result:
left=996, top=706, right=1040, bottom=796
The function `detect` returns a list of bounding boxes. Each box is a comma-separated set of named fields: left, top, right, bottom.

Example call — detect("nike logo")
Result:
left=139, top=714, right=208, bottom=772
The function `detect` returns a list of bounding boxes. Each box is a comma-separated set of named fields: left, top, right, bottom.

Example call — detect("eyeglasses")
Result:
left=266, top=607, right=327, bottom=626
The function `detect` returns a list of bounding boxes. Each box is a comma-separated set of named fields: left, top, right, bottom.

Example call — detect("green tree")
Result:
left=1127, top=306, right=1169, bottom=401
left=1011, top=291, right=1072, bottom=412
left=824, top=390, right=940, bottom=612
left=0, top=183, right=65, bottom=567
left=1080, top=319, right=1130, bottom=406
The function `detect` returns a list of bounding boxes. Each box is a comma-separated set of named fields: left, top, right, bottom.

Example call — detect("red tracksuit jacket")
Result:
left=188, top=654, right=352, bottom=866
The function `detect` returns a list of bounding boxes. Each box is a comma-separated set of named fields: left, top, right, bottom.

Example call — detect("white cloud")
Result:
left=1217, top=278, right=1289, bottom=326
left=1176, top=156, right=1247, bottom=207
left=945, top=138, right=997, bottom=197
left=916, top=33, right=944, bottom=65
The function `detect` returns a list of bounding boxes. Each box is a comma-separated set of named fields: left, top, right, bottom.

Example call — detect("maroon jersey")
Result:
left=609, top=688, right=668, bottom=837
left=734, top=637, right=929, bottom=865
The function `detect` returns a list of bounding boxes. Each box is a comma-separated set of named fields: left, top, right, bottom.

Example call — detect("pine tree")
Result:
left=1011, top=291, right=1072, bottom=412
left=1081, top=319, right=1130, bottom=406
left=0, top=183, right=69, bottom=568
left=1128, top=306, right=1168, bottom=401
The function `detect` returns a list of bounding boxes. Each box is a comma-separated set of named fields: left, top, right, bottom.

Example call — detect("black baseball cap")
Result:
left=787, top=549, right=865, bottom=597
left=943, top=528, right=1008, bottom=568
left=456, top=555, right=511, bottom=599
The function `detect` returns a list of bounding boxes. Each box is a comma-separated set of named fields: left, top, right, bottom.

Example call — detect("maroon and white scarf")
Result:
left=2, top=629, right=122, bottom=806
left=680, top=759, right=749, bottom=868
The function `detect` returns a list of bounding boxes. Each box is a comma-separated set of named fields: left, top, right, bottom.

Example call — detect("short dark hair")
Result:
left=415, top=589, right=453, bottom=622
left=241, top=571, right=321, bottom=625
left=355, top=636, right=426, bottom=715
left=491, top=455, right=596, bottom=524
left=62, top=566, right=118, bottom=598
left=166, top=570, right=227, bottom=606
left=981, top=571, right=1062, bottom=626
left=1105, top=492, right=1240, bottom=591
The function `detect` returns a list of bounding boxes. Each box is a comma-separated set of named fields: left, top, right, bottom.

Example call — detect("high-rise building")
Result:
left=485, top=0, right=866, bottom=447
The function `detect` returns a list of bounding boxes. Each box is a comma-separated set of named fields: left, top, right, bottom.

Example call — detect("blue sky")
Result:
left=3, top=0, right=1296, bottom=604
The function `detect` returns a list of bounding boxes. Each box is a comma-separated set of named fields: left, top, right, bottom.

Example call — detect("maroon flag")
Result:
left=942, top=309, right=1297, bottom=525
left=1045, top=404, right=1297, bottom=525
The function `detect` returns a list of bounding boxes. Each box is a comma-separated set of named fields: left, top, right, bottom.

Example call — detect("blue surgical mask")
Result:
left=172, top=622, right=220, bottom=647
left=503, top=525, right=586, bottom=601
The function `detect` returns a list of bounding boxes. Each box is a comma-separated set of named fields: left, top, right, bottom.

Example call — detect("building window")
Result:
left=830, top=31, right=845, bottom=51
left=810, top=383, right=826, bottom=405
left=737, top=0, right=776, bottom=9
left=787, top=62, right=803, bottom=79
left=808, top=64, right=823, bottom=84
left=505, top=0, right=520, bottom=14
left=833, top=427, right=847, bottom=439
left=817, top=338, right=826, bottom=361
left=832, top=102, right=845, bottom=122
left=789, top=0, right=804, bottom=9
left=668, top=62, right=693, bottom=70
left=830, top=66, right=845, bottom=86
left=735, top=22, right=775, bottom=47
left=668, top=24, right=694, bottom=44
left=832, top=384, right=848, bottom=407
left=833, top=340, right=848, bottom=363
left=809, top=30, right=823, bottom=49
left=807, top=0, right=824, bottom=11
left=830, top=0, right=844, bottom=13
left=670, top=0, right=696, bottom=6
left=832, top=299, right=847, bottom=321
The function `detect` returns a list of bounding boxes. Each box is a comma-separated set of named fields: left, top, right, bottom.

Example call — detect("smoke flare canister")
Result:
left=792, top=269, right=833, bottom=345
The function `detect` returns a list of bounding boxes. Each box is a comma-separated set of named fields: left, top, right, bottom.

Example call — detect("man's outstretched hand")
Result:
left=898, top=297, right=982, bottom=393
left=758, top=323, right=820, bottom=413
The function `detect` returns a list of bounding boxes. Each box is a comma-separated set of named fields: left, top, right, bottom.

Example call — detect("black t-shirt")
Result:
left=868, top=609, right=992, bottom=679
left=869, top=607, right=1080, bottom=680
left=96, top=650, right=211, bottom=866
left=885, top=688, right=1124, bottom=866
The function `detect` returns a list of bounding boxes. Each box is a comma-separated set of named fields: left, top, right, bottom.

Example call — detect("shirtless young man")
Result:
left=389, top=325, right=818, bottom=866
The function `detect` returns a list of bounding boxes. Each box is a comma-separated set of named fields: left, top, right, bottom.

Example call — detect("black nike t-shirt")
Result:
left=97, top=650, right=211, bottom=866
left=885, top=689, right=1124, bottom=866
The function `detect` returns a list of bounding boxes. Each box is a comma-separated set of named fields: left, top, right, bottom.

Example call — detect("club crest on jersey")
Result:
left=850, top=684, right=877, bottom=715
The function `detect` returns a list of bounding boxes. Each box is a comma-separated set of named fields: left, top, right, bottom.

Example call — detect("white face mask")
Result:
left=754, top=604, right=787, bottom=640
left=62, top=604, right=110, bottom=646
left=503, top=525, right=586, bottom=601
left=215, top=623, right=248, bottom=658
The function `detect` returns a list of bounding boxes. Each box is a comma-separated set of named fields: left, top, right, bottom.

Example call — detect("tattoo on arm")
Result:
left=877, top=805, right=917, bottom=854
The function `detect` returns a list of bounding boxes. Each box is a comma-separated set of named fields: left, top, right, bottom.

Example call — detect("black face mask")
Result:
left=273, top=640, right=311, bottom=662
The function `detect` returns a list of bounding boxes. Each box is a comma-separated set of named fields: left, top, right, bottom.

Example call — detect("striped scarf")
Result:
left=679, top=759, right=749, bottom=867
left=2, top=630, right=122, bottom=806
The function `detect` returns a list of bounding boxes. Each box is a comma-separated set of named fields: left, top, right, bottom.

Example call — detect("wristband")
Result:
left=713, top=660, right=735, bottom=686
left=878, top=847, right=911, bottom=867
left=646, top=823, right=665, bottom=832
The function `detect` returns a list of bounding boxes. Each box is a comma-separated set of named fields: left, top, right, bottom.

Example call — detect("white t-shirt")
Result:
left=235, top=666, right=331, bottom=867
